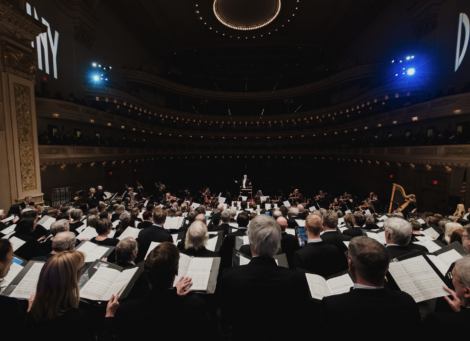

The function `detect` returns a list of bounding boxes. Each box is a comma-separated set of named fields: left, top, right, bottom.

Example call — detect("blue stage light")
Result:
left=93, top=75, right=99, bottom=81
left=406, top=68, right=416, bottom=76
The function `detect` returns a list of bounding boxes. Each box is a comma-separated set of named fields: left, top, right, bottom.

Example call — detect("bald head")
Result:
left=195, top=214, right=206, bottom=223
left=305, top=214, right=323, bottom=237
left=217, top=204, right=223, bottom=211
left=277, top=217, right=288, bottom=232
left=298, top=204, right=304, bottom=212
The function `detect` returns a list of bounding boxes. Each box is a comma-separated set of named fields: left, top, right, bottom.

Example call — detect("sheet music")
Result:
left=41, top=218, right=55, bottom=230
left=260, top=196, right=267, bottom=201
left=376, top=222, right=384, bottom=227
left=394, top=255, right=447, bottom=302
left=173, top=254, right=192, bottom=285
left=305, top=274, right=331, bottom=300
left=365, top=209, right=372, bottom=215
left=218, top=197, right=226, bottom=204
left=418, top=240, right=441, bottom=253
left=76, top=227, right=98, bottom=240
left=242, top=236, right=249, bottom=245
left=309, top=206, right=316, bottom=212
left=464, top=213, right=469, bottom=220
left=295, top=219, right=306, bottom=226
left=240, top=254, right=251, bottom=265
left=102, top=267, right=139, bottom=300
left=76, top=241, right=111, bottom=263
left=326, top=274, right=354, bottom=295
left=9, top=236, right=26, bottom=252
left=185, top=258, right=213, bottom=291
left=366, top=232, right=386, bottom=244
left=338, top=217, right=345, bottom=225
left=172, top=234, right=178, bottom=244
left=422, top=228, right=440, bottom=239
left=10, top=263, right=44, bottom=299
left=265, top=203, right=271, bottom=210
left=388, top=262, right=424, bottom=302
left=2, top=262, right=24, bottom=287
left=75, top=225, right=86, bottom=234
left=145, top=242, right=160, bottom=260
left=345, top=210, right=352, bottom=214
left=108, top=230, right=116, bottom=238
left=118, top=227, right=141, bottom=240
left=1, top=215, right=15, bottom=223
left=428, top=250, right=463, bottom=275
left=112, top=220, right=120, bottom=228
left=164, top=217, right=182, bottom=230
left=2, top=231, right=15, bottom=239
left=416, top=218, right=425, bottom=224
left=241, top=196, right=247, bottom=201
left=191, top=203, right=200, bottom=209
left=1, top=224, right=17, bottom=235
left=229, top=222, right=238, bottom=228
left=285, top=229, right=295, bottom=236
left=206, top=236, right=218, bottom=252
left=81, top=267, right=121, bottom=300
left=343, top=241, right=350, bottom=248
left=223, top=204, right=227, bottom=210
left=274, top=204, right=278, bottom=208
left=283, top=201, right=291, bottom=207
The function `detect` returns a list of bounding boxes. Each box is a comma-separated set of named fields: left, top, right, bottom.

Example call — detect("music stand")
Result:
left=240, top=186, right=252, bottom=200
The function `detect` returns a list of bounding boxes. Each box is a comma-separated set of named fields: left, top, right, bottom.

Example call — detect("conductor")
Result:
left=235, top=174, right=252, bottom=188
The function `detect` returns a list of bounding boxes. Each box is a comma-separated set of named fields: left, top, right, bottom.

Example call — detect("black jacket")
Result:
left=294, top=241, right=348, bottom=277
left=86, top=196, right=99, bottom=209
left=287, top=216, right=299, bottom=229
left=1, top=296, right=28, bottom=341
left=136, top=224, right=173, bottom=263
left=95, top=190, right=107, bottom=202
left=111, top=289, right=210, bottom=341
left=221, top=257, right=311, bottom=340
left=211, top=222, right=231, bottom=237
left=280, top=232, right=300, bottom=269
left=321, top=288, right=421, bottom=341
left=386, top=245, right=422, bottom=260
left=343, top=227, right=364, bottom=239
left=182, top=247, right=219, bottom=258
left=422, top=308, right=470, bottom=339
left=137, top=221, right=153, bottom=229
left=321, top=230, right=351, bottom=253
left=220, top=228, right=248, bottom=269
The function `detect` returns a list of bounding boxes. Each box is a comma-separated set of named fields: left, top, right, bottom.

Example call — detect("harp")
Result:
left=388, top=184, right=416, bottom=214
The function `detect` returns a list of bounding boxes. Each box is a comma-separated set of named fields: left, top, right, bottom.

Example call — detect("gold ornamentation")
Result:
left=39, top=147, right=67, bottom=154
left=73, top=148, right=95, bottom=154
left=410, top=148, right=437, bottom=155
left=444, top=147, right=470, bottom=156
left=14, top=83, right=37, bottom=191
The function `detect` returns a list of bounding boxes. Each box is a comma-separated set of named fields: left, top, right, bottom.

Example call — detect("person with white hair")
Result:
left=183, top=221, right=219, bottom=257
left=220, top=215, right=311, bottom=340
left=211, top=209, right=232, bottom=237
left=422, top=256, right=470, bottom=338
left=287, top=207, right=299, bottom=229
left=115, top=237, right=139, bottom=268
left=297, top=204, right=307, bottom=219
left=234, top=174, right=251, bottom=189
left=384, top=217, right=427, bottom=259
left=31, top=231, right=76, bottom=262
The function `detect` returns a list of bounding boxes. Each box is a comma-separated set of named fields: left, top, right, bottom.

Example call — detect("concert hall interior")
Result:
left=1, top=0, right=470, bottom=340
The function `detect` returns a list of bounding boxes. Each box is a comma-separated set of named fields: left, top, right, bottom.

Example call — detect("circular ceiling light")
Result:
left=213, top=0, right=281, bottom=31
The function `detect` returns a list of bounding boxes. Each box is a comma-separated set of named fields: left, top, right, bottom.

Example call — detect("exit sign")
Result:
left=390, top=175, right=394, bottom=179
left=433, top=180, right=438, bottom=185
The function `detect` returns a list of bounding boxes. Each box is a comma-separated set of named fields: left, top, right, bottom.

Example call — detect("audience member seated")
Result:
left=220, top=211, right=250, bottom=269
left=40, top=220, right=70, bottom=254
left=111, top=205, right=126, bottom=222
left=287, top=207, right=299, bottom=229
left=0, top=239, right=31, bottom=341
left=321, top=210, right=351, bottom=253
left=12, top=218, right=45, bottom=260
left=182, top=221, right=219, bottom=257
left=220, top=215, right=311, bottom=340
left=275, top=216, right=300, bottom=268
left=137, top=211, right=153, bottom=229
left=24, top=251, right=118, bottom=341
left=321, top=237, right=421, bottom=341
left=384, top=217, right=427, bottom=259
left=56, top=206, right=70, bottom=221
left=343, top=212, right=365, bottom=238
left=90, top=219, right=119, bottom=262
left=363, top=214, right=379, bottom=230
left=136, top=209, right=173, bottom=263
left=69, top=209, right=84, bottom=235
left=110, top=242, right=211, bottom=341
left=422, top=256, right=470, bottom=339
left=295, top=214, right=347, bottom=276
left=32, top=231, right=76, bottom=262
left=115, top=237, right=138, bottom=268
left=211, top=209, right=231, bottom=237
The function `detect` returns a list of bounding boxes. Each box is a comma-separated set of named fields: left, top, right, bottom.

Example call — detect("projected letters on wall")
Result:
left=26, top=2, right=59, bottom=79
left=456, top=13, right=469, bottom=72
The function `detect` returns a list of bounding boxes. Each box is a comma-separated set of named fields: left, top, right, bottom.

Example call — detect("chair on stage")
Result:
left=239, top=186, right=253, bottom=200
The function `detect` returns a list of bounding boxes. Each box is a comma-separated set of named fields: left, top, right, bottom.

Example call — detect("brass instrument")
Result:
left=388, top=184, right=416, bottom=214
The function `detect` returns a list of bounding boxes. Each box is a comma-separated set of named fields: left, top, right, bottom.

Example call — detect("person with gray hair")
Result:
left=31, top=231, right=76, bottom=262
left=321, top=237, right=420, bottom=340
left=384, top=217, right=428, bottom=259
left=229, top=207, right=237, bottom=222
left=220, top=214, right=311, bottom=340
left=343, top=212, right=365, bottom=238
left=112, top=205, right=126, bottom=222
left=211, top=210, right=231, bottom=236
left=115, top=237, right=139, bottom=268
left=423, top=256, right=470, bottom=338
left=69, top=209, right=84, bottom=234
left=287, top=207, right=299, bottom=229
left=272, top=209, right=282, bottom=220
left=183, top=221, right=219, bottom=257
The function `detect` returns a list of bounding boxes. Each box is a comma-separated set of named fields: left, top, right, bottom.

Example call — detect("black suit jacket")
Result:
left=111, top=289, right=210, bottom=341
left=182, top=247, right=219, bottom=258
left=221, top=257, right=311, bottom=340
left=238, top=178, right=251, bottom=188
left=95, top=190, right=107, bottom=202
left=281, top=232, right=300, bottom=269
left=287, top=216, right=299, bottom=229
left=321, top=288, right=420, bottom=341
left=136, top=224, right=173, bottom=263
left=220, top=228, right=248, bottom=269
left=294, top=241, right=347, bottom=277
left=422, top=308, right=470, bottom=339
left=321, top=230, right=351, bottom=253
left=19, top=202, right=34, bottom=210
left=111, top=213, right=120, bottom=222
left=386, top=245, right=421, bottom=260
left=86, top=196, right=99, bottom=209
left=297, top=212, right=307, bottom=219
left=343, top=227, right=364, bottom=239
left=137, top=221, right=153, bottom=229
left=1, top=295, right=28, bottom=341
left=211, top=222, right=231, bottom=237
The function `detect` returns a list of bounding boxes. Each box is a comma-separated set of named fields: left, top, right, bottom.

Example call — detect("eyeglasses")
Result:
left=462, top=234, right=469, bottom=239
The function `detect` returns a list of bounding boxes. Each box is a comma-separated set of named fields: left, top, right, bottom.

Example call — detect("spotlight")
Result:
left=93, top=75, right=99, bottom=81
left=391, top=60, right=394, bottom=63
left=406, top=56, right=410, bottom=60
left=407, top=68, right=416, bottom=76
left=92, top=63, right=97, bottom=67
